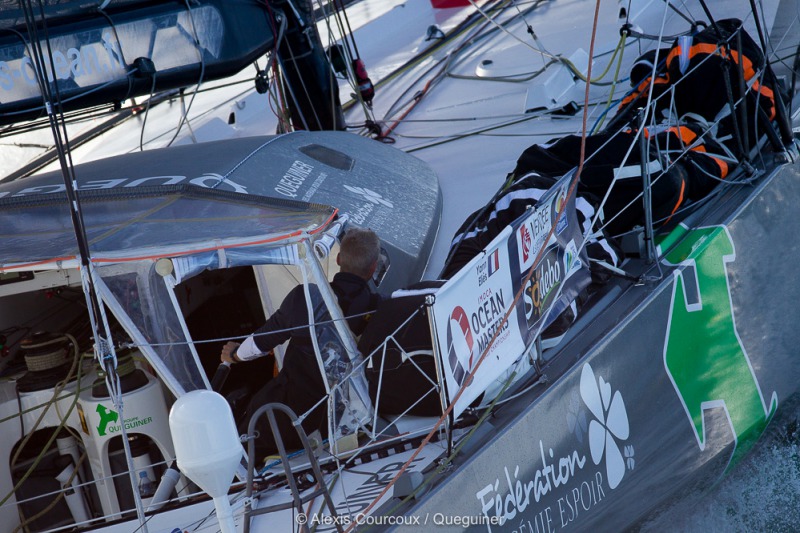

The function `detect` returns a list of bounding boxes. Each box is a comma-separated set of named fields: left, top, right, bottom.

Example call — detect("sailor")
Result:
left=220, top=227, right=382, bottom=458
left=359, top=281, right=445, bottom=417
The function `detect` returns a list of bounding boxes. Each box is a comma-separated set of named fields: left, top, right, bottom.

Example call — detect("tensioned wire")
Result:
left=341, top=0, right=608, bottom=527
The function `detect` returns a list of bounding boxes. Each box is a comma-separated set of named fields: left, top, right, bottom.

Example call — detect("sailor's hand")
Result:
left=220, top=341, right=241, bottom=364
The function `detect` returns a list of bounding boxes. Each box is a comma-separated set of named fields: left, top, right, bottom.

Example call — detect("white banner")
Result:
left=432, top=227, right=526, bottom=418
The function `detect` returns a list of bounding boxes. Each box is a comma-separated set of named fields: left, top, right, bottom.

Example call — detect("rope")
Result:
left=592, top=31, right=629, bottom=133
left=465, top=0, right=620, bottom=84
left=94, top=350, right=137, bottom=380
left=342, top=0, right=605, bottom=527
left=362, top=372, right=521, bottom=531
left=1, top=335, right=84, bottom=509
left=20, top=334, right=72, bottom=372
left=13, top=452, right=87, bottom=533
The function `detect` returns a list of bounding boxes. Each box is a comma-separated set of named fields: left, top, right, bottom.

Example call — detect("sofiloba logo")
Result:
left=523, top=249, right=562, bottom=329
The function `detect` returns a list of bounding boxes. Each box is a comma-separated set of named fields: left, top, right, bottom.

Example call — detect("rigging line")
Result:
left=324, top=0, right=354, bottom=129
left=315, top=0, right=367, bottom=119
left=748, top=0, right=794, bottom=144
left=363, top=374, right=520, bottom=532
left=444, top=58, right=556, bottom=82
left=759, top=0, right=798, bottom=60
left=375, top=1, right=518, bottom=134
left=311, top=0, right=346, bottom=130
left=138, top=72, right=158, bottom=152
left=18, top=10, right=140, bottom=528
left=96, top=6, right=134, bottom=100
left=122, top=308, right=378, bottom=350
left=19, top=0, right=105, bottom=339
left=403, top=112, right=543, bottom=153
left=696, top=0, right=722, bottom=36
left=792, top=41, right=800, bottom=112
left=512, top=0, right=549, bottom=67
left=332, top=0, right=361, bottom=60
left=263, top=0, right=291, bottom=130
left=748, top=0, right=772, bottom=57
left=592, top=34, right=627, bottom=134
left=592, top=31, right=628, bottom=133
left=277, top=38, right=313, bottom=130
left=325, top=0, right=372, bottom=124
left=165, top=0, right=206, bottom=147
left=672, top=0, right=702, bottom=27
left=264, top=6, right=294, bottom=130
left=611, top=0, right=671, bottom=162
left=343, top=0, right=512, bottom=113
left=398, top=98, right=622, bottom=153
left=466, top=0, right=557, bottom=59
left=660, top=0, right=696, bottom=26
left=343, top=0, right=606, bottom=527
left=465, top=0, right=617, bottom=84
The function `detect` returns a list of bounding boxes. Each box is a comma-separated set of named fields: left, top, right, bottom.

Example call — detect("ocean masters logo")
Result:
left=446, top=306, right=473, bottom=387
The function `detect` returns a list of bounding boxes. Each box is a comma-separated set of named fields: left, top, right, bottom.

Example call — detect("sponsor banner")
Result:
left=512, top=175, right=591, bottom=344
left=432, top=227, right=526, bottom=418
left=432, top=175, right=591, bottom=417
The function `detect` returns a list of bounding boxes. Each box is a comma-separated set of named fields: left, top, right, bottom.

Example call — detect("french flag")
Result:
left=487, top=249, right=500, bottom=276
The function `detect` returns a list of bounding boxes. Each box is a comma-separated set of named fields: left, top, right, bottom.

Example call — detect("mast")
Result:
left=270, top=0, right=346, bottom=131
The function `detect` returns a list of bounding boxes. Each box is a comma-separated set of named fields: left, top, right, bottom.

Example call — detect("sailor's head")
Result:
left=337, top=227, right=381, bottom=279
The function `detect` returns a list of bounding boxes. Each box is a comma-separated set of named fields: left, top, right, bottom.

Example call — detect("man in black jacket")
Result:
left=220, top=227, right=382, bottom=457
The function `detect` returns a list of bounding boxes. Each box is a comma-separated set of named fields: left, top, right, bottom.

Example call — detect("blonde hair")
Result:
left=339, top=227, right=380, bottom=278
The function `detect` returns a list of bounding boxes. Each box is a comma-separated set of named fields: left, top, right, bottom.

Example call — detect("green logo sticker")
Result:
left=662, top=225, right=777, bottom=470
left=96, top=404, right=119, bottom=437
left=95, top=403, right=153, bottom=436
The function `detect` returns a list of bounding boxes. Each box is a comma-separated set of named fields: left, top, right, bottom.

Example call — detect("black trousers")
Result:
left=240, top=370, right=328, bottom=460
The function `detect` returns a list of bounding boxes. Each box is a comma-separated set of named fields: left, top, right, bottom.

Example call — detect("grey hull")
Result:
left=395, top=157, right=800, bottom=531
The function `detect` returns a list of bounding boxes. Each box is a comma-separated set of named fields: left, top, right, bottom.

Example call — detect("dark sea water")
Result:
left=642, top=427, right=800, bottom=532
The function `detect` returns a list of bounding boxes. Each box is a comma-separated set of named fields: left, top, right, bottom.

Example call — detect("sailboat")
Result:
left=0, top=0, right=798, bottom=531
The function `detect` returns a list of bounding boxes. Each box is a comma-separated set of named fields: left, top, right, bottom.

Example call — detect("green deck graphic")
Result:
left=663, top=225, right=777, bottom=470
